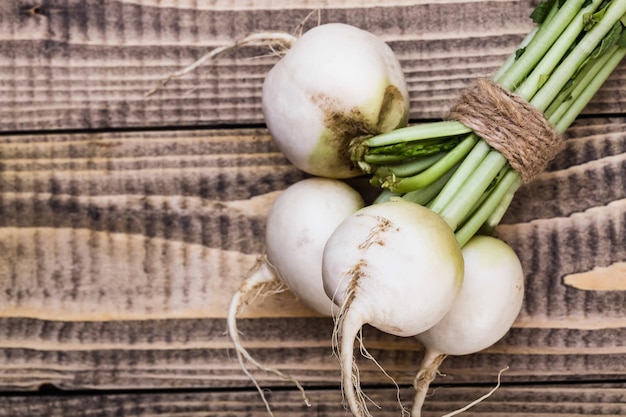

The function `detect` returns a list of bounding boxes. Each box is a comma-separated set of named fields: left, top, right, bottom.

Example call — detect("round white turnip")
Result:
left=322, top=199, right=464, bottom=417
left=265, top=177, right=366, bottom=315
left=263, top=23, right=410, bottom=179
left=411, top=235, right=524, bottom=417
left=227, top=177, right=365, bottom=415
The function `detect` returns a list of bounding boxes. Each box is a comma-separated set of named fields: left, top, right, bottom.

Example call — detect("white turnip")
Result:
left=263, top=23, right=410, bottom=178
left=322, top=199, right=464, bottom=417
left=147, top=23, right=409, bottom=181
left=265, top=177, right=366, bottom=315
left=227, top=177, right=364, bottom=415
left=411, top=235, right=524, bottom=417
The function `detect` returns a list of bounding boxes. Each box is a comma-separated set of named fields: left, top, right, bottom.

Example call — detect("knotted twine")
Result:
left=448, top=78, right=564, bottom=183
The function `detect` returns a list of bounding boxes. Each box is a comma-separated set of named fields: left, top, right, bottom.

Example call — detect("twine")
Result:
left=448, top=78, right=563, bottom=183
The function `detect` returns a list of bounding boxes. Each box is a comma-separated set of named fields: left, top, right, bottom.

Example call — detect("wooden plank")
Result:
left=502, top=118, right=626, bottom=224
left=0, top=317, right=622, bottom=391
left=0, top=383, right=624, bottom=416
left=1, top=0, right=626, bottom=131
left=0, top=121, right=624, bottom=394
left=0, top=123, right=625, bottom=321
left=2, top=0, right=625, bottom=414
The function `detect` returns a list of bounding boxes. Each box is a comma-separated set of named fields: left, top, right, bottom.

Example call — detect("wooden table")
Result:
left=0, top=1, right=624, bottom=415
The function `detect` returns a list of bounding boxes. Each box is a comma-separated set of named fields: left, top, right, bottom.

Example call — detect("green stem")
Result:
left=513, top=0, right=605, bottom=102
left=428, top=139, right=490, bottom=213
left=491, top=27, right=540, bottom=82
left=544, top=43, right=616, bottom=123
left=439, top=151, right=508, bottom=230
left=403, top=165, right=459, bottom=206
left=459, top=164, right=511, bottom=225
left=478, top=168, right=522, bottom=235
left=363, top=153, right=412, bottom=164
left=542, top=45, right=614, bottom=121
left=373, top=189, right=400, bottom=204
left=455, top=169, right=522, bottom=246
left=363, top=120, right=471, bottom=148
left=553, top=46, right=626, bottom=132
left=389, top=134, right=478, bottom=193
left=530, top=0, right=626, bottom=110
left=496, top=0, right=589, bottom=90
left=374, top=152, right=447, bottom=178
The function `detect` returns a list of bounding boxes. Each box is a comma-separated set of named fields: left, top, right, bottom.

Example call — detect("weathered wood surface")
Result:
left=0, top=123, right=624, bottom=395
left=2, top=0, right=626, bottom=132
left=1, top=383, right=625, bottom=416
left=0, top=0, right=625, bottom=415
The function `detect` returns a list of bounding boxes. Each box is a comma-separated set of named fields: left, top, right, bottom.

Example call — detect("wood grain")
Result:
left=1, top=0, right=625, bottom=413
left=0, top=316, right=623, bottom=392
left=565, top=262, right=626, bottom=291
left=0, top=383, right=625, bottom=416
left=1, top=0, right=626, bottom=131
left=0, top=122, right=624, bottom=395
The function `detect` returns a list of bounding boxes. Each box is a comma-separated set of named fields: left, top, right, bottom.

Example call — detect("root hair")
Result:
left=145, top=31, right=297, bottom=97
left=332, top=279, right=374, bottom=417
left=359, top=342, right=409, bottom=417
left=440, top=366, right=509, bottom=417
left=411, top=350, right=448, bottom=417
left=227, top=258, right=311, bottom=416
left=144, top=9, right=325, bottom=97
left=411, top=356, right=508, bottom=417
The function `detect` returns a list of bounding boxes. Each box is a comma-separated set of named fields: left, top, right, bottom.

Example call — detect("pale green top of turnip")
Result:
left=322, top=200, right=464, bottom=337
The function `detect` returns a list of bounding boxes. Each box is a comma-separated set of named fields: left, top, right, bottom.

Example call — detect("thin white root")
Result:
left=411, top=350, right=448, bottom=417
left=145, top=31, right=298, bottom=97
left=359, top=342, right=409, bottom=417
left=440, top=366, right=509, bottom=417
left=294, top=9, right=322, bottom=37
left=227, top=259, right=311, bottom=416
left=333, top=289, right=372, bottom=417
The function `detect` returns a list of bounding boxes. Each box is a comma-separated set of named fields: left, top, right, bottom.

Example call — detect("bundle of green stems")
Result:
left=351, top=0, right=626, bottom=246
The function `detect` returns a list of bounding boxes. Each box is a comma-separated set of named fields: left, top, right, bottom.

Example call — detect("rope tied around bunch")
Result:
left=448, top=78, right=564, bottom=183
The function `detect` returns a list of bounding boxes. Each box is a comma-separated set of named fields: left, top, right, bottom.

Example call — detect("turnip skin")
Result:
left=262, top=23, right=410, bottom=179
left=323, top=200, right=464, bottom=336
left=411, top=235, right=524, bottom=417
left=322, top=199, right=464, bottom=417
left=416, top=235, right=524, bottom=356
left=265, top=177, right=365, bottom=315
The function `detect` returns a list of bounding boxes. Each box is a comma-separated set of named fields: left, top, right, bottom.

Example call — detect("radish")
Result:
left=322, top=199, right=464, bottom=417
left=411, top=235, right=524, bottom=417
left=263, top=23, right=410, bottom=179
left=227, top=177, right=365, bottom=415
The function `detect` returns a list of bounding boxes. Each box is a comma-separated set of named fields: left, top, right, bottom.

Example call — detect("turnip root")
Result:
left=145, top=31, right=297, bottom=97
left=227, top=177, right=364, bottom=415
left=263, top=23, right=410, bottom=179
left=322, top=199, right=464, bottom=417
left=411, top=235, right=524, bottom=417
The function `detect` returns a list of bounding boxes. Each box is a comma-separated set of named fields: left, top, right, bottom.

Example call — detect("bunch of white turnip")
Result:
left=227, top=23, right=525, bottom=417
